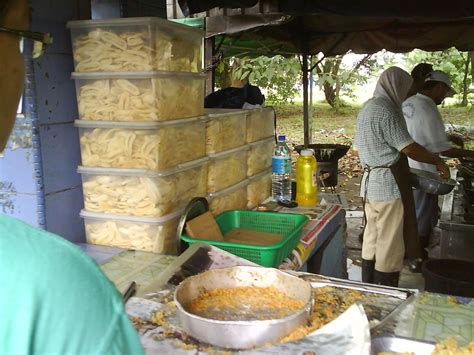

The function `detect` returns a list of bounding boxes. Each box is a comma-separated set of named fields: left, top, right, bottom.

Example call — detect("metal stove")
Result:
left=438, top=169, right=474, bottom=262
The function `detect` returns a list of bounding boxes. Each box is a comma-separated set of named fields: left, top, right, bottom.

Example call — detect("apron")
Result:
left=362, top=155, right=421, bottom=259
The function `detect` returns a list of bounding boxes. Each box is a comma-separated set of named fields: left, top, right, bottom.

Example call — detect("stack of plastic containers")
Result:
left=204, top=108, right=249, bottom=214
left=245, top=107, right=275, bottom=208
left=203, top=107, right=275, bottom=213
left=68, top=17, right=206, bottom=253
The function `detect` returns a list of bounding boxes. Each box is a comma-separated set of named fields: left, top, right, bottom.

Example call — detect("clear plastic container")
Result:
left=73, top=71, right=205, bottom=121
left=247, top=137, right=274, bottom=176
left=75, top=117, right=206, bottom=171
left=81, top=209, right=183, bottom=254
left=207, top=145, right=249, bottom=193
left=67, top=17, right=203, bottom=73
left=205, top=108, right=247, bottom=154
left=247, top=169, right=272, bottom=209
left=245, top=106, right=275, bottom=142
left=78, top=158, right=208, bottom=218
left=208, top=179, right=249, bottom=216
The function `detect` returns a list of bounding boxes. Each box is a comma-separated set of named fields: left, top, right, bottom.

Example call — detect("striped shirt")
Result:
left=355, top=96, right=414, bottom=200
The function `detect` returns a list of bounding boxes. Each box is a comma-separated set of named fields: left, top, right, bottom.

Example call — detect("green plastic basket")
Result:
left=180, top=210, right=308, bottom=267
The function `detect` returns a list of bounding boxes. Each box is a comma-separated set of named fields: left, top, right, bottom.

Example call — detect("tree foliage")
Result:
left=230, top=55, right=301, bottom=105
left=312, top=51, right=395, bottom=109
left=405, top=48, right=472, bottom=105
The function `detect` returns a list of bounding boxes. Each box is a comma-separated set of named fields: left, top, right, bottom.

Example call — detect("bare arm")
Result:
left=401, top=142, right=450, bottom=179
left=441, top=147, right=474, bottom=159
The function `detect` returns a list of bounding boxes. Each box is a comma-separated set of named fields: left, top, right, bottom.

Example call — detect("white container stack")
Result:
left=203, top=107, right=275, bottom=213
left=69, top=17, right=206, bottom=253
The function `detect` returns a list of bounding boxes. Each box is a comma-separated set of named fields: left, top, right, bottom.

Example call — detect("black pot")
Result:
left=293, top=144, right=350, bottom=162
left=423, top=259, right=474, bottom=297
left=460, top=157, right=474, bottom=169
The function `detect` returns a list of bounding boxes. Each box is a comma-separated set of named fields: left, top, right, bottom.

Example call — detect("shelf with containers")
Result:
left=204, top=108, right=247, bottom=154
left=72, top=71, right=205, bottom=122
left=207, top=179, right=250, bottom=216
left=247, top=136, right=274, bottom=177
left=75, top=117, right=207, bottom=171
left=81, top=209, right=183, bottom=253
left=207, top=144, right=249, bottom=193
left=67, top=17, right=203, bottom=73
left=245, top=106, right=275, bottom=143
left=78, top=157, right=208, bottom=218
left=247, top=168, right=272, bottom=209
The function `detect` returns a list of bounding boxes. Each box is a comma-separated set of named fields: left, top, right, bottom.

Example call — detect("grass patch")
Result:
left=275, top=101, right=473, bottom=146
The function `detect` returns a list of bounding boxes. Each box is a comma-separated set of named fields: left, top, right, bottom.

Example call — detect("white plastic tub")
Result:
left=76, top=117, right=207, bottom=171
left=79, top=158, right=208, bottom=218
left=208, top=179, right=250, bottom=216
left=207, top=145, right=249, bottom=193
left=73, top=71, right=205, bottom=121
left=247, top=169, right=272, bottom=209
left=204, top=108, right=247, bottom=154
left=247, top=137, right=274, bottom=176
left=81, top=209, right=183, bottom=254
left=246, top=106, right=275, bottom=143
left=67, top=17, right=203, bottom=73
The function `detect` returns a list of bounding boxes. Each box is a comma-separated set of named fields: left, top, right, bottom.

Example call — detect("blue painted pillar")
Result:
left=0, top=0, right=90, bottom=242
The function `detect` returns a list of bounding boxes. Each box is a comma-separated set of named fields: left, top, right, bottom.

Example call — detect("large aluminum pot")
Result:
left=410, top=168, right=457, bottom=195
left=174, top=266, right=313, bottom=349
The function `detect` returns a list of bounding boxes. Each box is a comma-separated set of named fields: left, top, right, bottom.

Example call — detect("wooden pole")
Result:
left=204, top=37, right=215, bottom=95
left=309, top=55, right=313, bottom=144
left=302, top=52, right=310, bottom=146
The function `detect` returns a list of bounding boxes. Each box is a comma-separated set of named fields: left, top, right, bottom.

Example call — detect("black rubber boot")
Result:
left=362, top=259, right=375, bottom=283
left=373, top=270, right=400, bottom=287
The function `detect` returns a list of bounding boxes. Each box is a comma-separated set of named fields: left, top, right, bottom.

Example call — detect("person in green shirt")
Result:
left=0, top=1, right=144, bottom=353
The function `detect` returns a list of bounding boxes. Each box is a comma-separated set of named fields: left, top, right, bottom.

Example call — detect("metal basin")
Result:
left=174, top=266, right=313, bottom=349
left=410, top=168, right=457, bottom=195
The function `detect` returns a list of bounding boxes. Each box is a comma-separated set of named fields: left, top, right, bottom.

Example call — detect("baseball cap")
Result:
left=425, top=70, right=456, bottom=97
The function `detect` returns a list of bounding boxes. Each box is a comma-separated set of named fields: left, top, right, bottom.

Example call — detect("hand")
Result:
left=449, top=134, right=464, bottom=148
left=436, top=161, right=450, bottom=180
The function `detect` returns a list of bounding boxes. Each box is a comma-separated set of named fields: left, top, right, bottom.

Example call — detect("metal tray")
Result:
left=371, top=336, right=435, bottom=355
left=295, top=273, right=416, bottom=331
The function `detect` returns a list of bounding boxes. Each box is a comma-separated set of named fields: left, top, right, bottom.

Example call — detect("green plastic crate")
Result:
left=180, top=210, right=308, bottom=267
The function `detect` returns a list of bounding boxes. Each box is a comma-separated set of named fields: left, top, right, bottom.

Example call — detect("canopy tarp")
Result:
left=206, top=14, right=474, bottom=56
left=175, top=0, right=474, bottom=56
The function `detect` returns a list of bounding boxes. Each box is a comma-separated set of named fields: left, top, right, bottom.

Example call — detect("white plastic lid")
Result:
left=77, top=157, right=208, bottom=177
left=75, top=116, right=206, bottom=129
left=80, top=208, right=184, bottom=224
left=248, top=136, right=275, bottom=147
left=67, top=17, right=204, bottom=37
left=72, top=71, right=206, bottom=80
left=248, top=168, right=272, bottom=181
left=300, top=149, right=314, bottom=157
left=207, top=144, right=250, bottom=159
left=207, top=179, right=250, bottom=199
left=204, top=108, right=248, bottom=119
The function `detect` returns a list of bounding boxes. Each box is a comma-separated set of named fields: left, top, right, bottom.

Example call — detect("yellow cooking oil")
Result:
left=296, top=149, right=318, bottom=206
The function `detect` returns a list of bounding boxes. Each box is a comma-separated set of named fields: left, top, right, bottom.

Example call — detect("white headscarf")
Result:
left=374, top=67, right=414, bottom=108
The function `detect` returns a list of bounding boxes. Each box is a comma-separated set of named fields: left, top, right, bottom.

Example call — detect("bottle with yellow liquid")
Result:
left=296, top=149, right=318, bottom=206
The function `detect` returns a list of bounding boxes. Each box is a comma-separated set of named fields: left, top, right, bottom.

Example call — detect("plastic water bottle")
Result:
left=272, top=135, right=292, bottom=201
left=296, top=149, right=318, bottom=206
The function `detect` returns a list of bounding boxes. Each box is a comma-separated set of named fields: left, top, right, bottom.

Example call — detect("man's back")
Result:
left=403, top=93, right=450, bottom=173
left=0, top=215, right=144, bottom=354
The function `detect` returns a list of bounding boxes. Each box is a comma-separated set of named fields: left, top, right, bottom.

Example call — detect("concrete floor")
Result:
left=345, top=216, right=425, bottom=290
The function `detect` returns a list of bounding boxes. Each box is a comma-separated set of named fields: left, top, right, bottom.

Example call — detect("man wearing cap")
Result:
left=403, top=70, right=474, bottom=270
